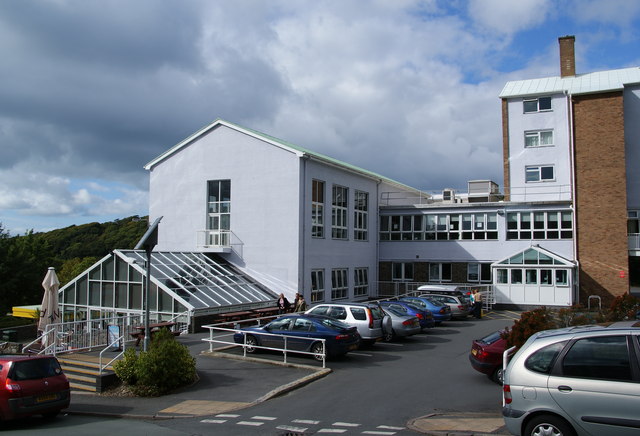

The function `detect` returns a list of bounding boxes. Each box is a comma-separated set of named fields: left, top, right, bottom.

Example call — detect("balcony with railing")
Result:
left=196, top=229, right=244, bottom=256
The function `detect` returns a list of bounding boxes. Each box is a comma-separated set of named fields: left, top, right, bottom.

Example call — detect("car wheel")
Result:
left=245, top=335, right=258, bottom=353
left=311, top=342, right=324, bottom=361
left=524, top=414, right=576, bottom=436
left=491, top=367, right=504, bottom=384
left=383, top=329, right=395, bottom=342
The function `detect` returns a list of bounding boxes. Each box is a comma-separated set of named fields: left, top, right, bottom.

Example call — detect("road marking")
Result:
left=200, top=419, right=226, bottom=424
left=317, top=429, right=347, bottom=434
left=363, top=431, right=396, bottom=435
left=237, top=421, right=264, bottom=426
left=277, top=425, right=309, bottom=432
left=333, top=422, right=361, bottom=427
left=251, top=415, right=276, bottom=420
left=377, top=342, right=403, bottom=347
left=377, top=425, right=404, bottom=430
left=293, top=419, right=321, bottom=424
left=216, top=414, right=240, bottom=418
left=349, top=352, right=373, bottom=357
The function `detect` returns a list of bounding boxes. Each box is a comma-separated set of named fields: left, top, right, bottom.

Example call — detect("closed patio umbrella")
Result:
left=38, top=267, right=61, bottom=347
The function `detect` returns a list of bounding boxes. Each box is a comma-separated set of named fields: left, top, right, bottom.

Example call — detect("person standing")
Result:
left=277, top=293, right=290, bottom=314
left=295, top=295, right=307, bottom=312
left=472, top=289, right=483, bottom=319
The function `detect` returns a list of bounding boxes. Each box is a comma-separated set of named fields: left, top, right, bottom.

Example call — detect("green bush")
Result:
left=116, top=328, right=196, bottom=397
left=113, top=348, right=138, bottom=385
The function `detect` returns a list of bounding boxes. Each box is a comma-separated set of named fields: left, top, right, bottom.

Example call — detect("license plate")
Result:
left=36, top=393, right=57, bottom=403
left=471, top=349, right=477, bottom=356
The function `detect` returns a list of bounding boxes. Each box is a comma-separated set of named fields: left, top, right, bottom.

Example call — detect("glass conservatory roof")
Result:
left=117, top=250, right=277, bottom=311
left=493, top=246, right=574, bottom=267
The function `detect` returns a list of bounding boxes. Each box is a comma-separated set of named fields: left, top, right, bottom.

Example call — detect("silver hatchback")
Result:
left=305, top=303, right=391, bottom=345
left=502, top=322, right=640, bottom=436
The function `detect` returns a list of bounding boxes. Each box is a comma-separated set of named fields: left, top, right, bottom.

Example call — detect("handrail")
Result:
left=202, top=321, right=327, bottom=368
left=99, top=335, right=126, bottom=374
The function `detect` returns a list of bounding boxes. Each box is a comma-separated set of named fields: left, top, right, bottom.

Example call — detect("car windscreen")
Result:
left=10, top=358, right=62, bottom=380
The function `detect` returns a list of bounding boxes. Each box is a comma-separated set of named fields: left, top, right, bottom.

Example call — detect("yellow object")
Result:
left=11, top=305, right=40, bottom=319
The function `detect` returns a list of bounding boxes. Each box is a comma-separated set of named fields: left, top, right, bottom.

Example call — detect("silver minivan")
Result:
left=502, top=322, right=640, bottom=436
left=305, top=303, right=391, bottom=345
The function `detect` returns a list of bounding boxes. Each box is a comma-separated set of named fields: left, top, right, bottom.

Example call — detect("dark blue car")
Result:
left=379, top=301, right=435, bottom=329
left=233, top=314, right=361, bottom=360
left=400, top=297, right=452, bottom=324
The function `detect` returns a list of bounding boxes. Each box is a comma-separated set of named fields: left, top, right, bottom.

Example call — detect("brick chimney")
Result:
left=559, top=35, right=576, bottom=77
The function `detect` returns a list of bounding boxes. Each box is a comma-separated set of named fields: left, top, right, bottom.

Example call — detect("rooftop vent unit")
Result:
left=467, top=180, right=502, bottom=203
left=442, top=189, right=456, bottom=203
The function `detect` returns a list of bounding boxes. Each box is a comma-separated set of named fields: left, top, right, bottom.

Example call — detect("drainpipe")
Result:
left=566, top=91, right=580, bottom=304
left=301, top=156, right=309, bottom=299
left=376, top=180, right=381, bottom=299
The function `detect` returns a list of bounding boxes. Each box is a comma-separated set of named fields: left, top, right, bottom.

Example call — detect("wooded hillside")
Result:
left=0, top=216, right=148, bottom=315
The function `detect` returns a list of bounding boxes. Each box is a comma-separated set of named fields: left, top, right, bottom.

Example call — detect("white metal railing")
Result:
left=196, top=229, right=244, bottom=254
left=202, top=320, right=327, bottom=368
left=23, top=312, right=190, bottom=357
left=629, top=234, right=640, bottom=251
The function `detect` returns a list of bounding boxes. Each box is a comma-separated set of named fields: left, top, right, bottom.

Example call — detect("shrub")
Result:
left=117, top=328, right=196, bottom=397
left=607, top=294, right=640, bottom=321
left=113, top=348, right=138, bottom=385
left=503, top=307, right=557, bottom=349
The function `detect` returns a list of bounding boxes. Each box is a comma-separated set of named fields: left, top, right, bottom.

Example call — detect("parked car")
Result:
left=380, top=306, right=421, bottom=341
left=306, top=302, right=391, bottom=345
left=232, top=314, right=361, bottom=360
left=0, top=354, right=70, bottom=421
left=400, top=297, right=452, bottom=324
left=469, top=330, right=507, bottom=383
left=417, top=284, right=472, bottom=305
left=379, top=300, right=435, bottom=329
left=424, top=294, right=470, bottom=319
left=503, top=322, right=640, bottom=436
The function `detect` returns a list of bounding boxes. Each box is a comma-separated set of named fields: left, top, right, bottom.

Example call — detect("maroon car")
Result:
left=469, top=330, right=507, bottom=384
left=0, top=355, right=70, bottom=421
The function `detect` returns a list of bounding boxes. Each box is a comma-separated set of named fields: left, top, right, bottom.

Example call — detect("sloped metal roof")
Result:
left=117, top=250, right=277, bottom=312
left=499, top=67, right=640, bottom=98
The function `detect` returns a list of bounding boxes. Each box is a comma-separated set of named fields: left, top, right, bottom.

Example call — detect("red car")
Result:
left=0, top=355, right=70, bottom=421
left=469, top=330, right=507, bottom=384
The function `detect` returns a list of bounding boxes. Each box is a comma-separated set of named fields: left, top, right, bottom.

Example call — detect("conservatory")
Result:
left=492, top=246, right=576, bottom=307
left=57, top=249, right=277, bottom=330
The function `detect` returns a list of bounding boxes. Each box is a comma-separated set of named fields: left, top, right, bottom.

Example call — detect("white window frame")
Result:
left=206, top=180, right=231, bottom=246
left=311, top=269, right=325, bottom=303
left=506, top=210, right=573, bottom=240
left=312, top=180, right=325, bottom=238
left=468, top=263, right=492, bottom=283
left=354, top=268, right=369, bottom=297
left=525, top=165, right=555, bottom=182
left=353, top=190, right=368, bottom=241
left=332, top=185, right=348, bottom=240
left=392, top=262, right=414, bottom=281
left=523, top=96, right=552, bottom=113
left=331, top=268, right=348, bottom=300
left=429, top=263, right=452, bottom=282
left=525, top=130, right=554, bottom=148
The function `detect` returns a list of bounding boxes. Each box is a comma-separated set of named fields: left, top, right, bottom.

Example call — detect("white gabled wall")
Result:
left=148, top=125, right=302, bottom=298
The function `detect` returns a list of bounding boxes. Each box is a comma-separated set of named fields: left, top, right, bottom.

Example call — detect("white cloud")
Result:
left=468, top=0, right=552, bottom=36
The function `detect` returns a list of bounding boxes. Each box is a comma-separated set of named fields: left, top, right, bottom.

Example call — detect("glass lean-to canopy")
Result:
left=58, top=250, right=277, bottom=325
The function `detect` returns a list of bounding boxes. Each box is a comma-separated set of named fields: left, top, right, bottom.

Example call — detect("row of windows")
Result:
left=310, top=267, right=369, bottom=302
left=380, top=213, right=498, bottom=241
left=495, top=268, right=569, bottom=286
left=507, top=211, right=572, bottom=240
left=392, top=262, right=492, bottom=283
left=312, top=180, right=369, bottom=241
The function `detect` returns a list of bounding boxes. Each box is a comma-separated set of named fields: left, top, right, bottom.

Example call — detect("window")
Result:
left=561, top=336, right=631, bottom=381
left=353, top=191, right=368, bottom=241
left=525, top=130, right=554, bottom=147
left=354, top=268, right=369, bottom=297
left=540, top=269, right=553, bottom=285
left=392, top=263, right=413, bottom=281
left=468, top=263, right=492, bottom=282
left=312, top=180, right=325, bottom=238
left=526, top=165, right=555, bottom=182
left=380, top=213, right=497, bottom=241
left=525, top=341, right=566, bottom=374
left=555, top=270, right=568, bottom=286
left=331, top=268, right=348, bottom=300
left=523, top=96, right=552, bottom=113
left=429, top=263, right=451, bottom=282
left=511, top=269, right=522, bottom=284
left=311, top=269, right=325, bottom=303
left=332, top=185, right=348, bottom=239
left=526, top=269, right=538, bottom=284
left=207, top=180, right=231, bottom=246
left=496, top=269, right=508, bottom=284
left=507, top=211, right=572, bottom=240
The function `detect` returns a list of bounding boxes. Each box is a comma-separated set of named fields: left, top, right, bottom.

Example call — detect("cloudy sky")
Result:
left=1, top=0, right=639, bottom=234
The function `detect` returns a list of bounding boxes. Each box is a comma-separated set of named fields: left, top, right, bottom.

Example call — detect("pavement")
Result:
left=66, top=332, right=510, bottom=435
